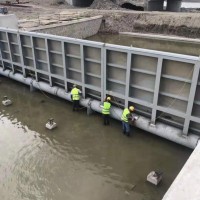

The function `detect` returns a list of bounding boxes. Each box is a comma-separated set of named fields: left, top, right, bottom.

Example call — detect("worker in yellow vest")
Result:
left=102, top=96, right=111, bottom=125
left=71, top=84, right=82, bottom=111
left=121, top=106, right=135, bottom=137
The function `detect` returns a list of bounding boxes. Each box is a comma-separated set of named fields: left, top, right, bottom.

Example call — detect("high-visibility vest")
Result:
left=102, top=102, right=111, bottom=115
left=121, top=108, right=130, bottom=122
left=71, top=88, right=80, bottom=100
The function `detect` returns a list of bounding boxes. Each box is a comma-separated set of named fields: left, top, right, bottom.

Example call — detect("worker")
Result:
left=102, top=96, right=111, bottom=125
left=121, top=106, right=135, bottom=137
left=71, top=84, right=82, bottom=111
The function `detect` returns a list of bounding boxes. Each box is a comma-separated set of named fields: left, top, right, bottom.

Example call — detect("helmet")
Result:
left=107, top=96, right=111, bottom=101
left=129, top=106, right=134, bottom=111
left=73, top=84, right=77, bottom=88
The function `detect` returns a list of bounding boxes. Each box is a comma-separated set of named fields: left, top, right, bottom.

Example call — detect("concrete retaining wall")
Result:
left=0, top=14, right=18, bottom=29
left=29, top=16, right=102, bottom=39
left=162, top=142, right=200, bottom=199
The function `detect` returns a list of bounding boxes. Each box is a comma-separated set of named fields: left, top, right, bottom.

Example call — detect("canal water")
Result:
left=0, top=76, right=191, bottom=200
left=88, top=34, right=200, bottom=56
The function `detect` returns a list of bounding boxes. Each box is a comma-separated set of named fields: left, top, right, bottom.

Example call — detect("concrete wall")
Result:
left=147, top=0, right=182, bottom=12
left=162, top=142, right=200, bottom=200
left=29, top=16, right=102, bottom=39
left=0, top=14, right=18, bottom=30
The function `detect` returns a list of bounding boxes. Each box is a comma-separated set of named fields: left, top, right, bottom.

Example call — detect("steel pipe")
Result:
left=0, top=68, right=199, bottom=149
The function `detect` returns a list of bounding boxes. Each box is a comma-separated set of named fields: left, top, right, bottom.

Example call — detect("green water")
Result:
left=0, top=76, right=191, bottom=200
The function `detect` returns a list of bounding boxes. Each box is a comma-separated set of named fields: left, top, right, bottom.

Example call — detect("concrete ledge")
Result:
left=29, top=16, right=103, bottom=39
left=162, top=141, right=200, bottom=200
left=119, top=32, right=200, bottom=44
left=0, top=14, right=18, bottom=29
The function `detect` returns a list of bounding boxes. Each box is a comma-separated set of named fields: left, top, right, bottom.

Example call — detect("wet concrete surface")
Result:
left=0, top=77, right=191, bottom=200
left=88, top=34, right=200, bottom=56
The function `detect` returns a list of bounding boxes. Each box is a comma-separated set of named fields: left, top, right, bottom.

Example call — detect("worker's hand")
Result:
left=131, top=116, right=139, bottom=122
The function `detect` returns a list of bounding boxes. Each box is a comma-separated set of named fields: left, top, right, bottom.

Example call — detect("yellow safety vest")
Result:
left=71, top=88, right=80, bottom=100
left=121, top=108, right=130, bottom=122
left=102, top=102, right=111, bottom=115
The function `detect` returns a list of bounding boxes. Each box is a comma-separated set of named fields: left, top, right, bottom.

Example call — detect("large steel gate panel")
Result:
left=106, top=50, right=127, bottom=97
left=130, top=54, right=157, bottom=115
left=1, top=27, right=200, bottom=137
left=84, top=46, right=102, bottom=89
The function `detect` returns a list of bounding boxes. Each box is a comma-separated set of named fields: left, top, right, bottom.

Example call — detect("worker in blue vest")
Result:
left=102, top=96, right=111, bottom=125
left=71, top=84, right=82, bottom=111
left=121, top=106, right=135, bottom=137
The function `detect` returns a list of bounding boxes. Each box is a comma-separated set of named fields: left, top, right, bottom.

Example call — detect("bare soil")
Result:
left=7, top=0, right=74, bottom=19
left=90, top=0, right=121, bottom=10
left=6, top=0, right=200, bottom=38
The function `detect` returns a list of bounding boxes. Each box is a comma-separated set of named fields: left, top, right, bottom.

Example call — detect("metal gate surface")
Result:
left=0, top=28, right=200, bottom=136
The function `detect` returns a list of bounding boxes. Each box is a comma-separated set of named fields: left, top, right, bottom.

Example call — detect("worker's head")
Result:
left=129, top=106, right=135, bottom=112
left=107, top=96, right=111, bottom=101
left=73, top=84, right=77, bottom=88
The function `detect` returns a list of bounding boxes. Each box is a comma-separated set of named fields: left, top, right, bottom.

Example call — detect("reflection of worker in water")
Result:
left=102, top=96, right=111, bottom=125
left=121, top=106, right=135, bottom=137
left=71, top=84, right=82, bottom=111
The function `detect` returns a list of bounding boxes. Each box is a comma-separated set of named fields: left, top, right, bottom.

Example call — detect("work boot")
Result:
left=126, top=132, right=130, bottom=137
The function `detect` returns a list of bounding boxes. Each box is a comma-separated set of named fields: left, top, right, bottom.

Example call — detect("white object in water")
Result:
left=45, top=118, right=57, bottom=130
left=147, top=171, right=162, bottom=185
left=2, top=96, right=12, bottom=106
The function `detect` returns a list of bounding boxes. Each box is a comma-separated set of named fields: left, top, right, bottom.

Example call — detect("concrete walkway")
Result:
left=120, top=32, right=200, bottom=44
left=162, top=142, right=200, bottom=200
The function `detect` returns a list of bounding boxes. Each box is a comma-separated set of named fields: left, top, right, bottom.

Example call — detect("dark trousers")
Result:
left=122, top=121, right=130, bottom=136
left=103, top=114, right=110, bottom=125
left=73, top=100, right=79, bottom=111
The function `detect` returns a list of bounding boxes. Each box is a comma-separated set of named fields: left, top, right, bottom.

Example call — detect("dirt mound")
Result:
left=90, top=0, right=121, bottom=10
left=29, top=0, right=71, bottom=6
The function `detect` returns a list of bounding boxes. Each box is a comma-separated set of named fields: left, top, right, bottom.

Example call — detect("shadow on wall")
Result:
left=121, top=3, right=144, bottom=10
left=72, top=0, right=94, bottom=7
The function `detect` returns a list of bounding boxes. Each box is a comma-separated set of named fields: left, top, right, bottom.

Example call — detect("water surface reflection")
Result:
left=0, top=77, right=191, bottom=200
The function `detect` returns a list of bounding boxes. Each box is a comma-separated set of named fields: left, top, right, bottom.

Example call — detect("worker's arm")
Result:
left=126, top=113, right=132, bottom=120
left=127, top=113, right=137, bottom=122
left=128, top=113, right=139, bottom=123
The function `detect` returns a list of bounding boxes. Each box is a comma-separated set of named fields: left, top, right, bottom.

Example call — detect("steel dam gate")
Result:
left=0, top=28, right=200, bottom=141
